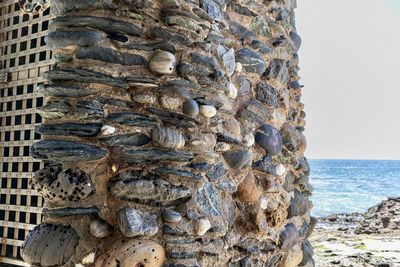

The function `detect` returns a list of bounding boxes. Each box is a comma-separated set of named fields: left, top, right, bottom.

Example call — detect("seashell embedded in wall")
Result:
left=21, top=224, right=79, bottom=267
left=32, top=165, right=94, bottom=203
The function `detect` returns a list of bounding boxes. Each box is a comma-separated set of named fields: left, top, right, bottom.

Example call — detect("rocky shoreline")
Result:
left=311, top=197, right=400, bottom=267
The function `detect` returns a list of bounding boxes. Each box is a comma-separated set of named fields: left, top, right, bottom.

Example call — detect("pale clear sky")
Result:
left=296, top=0, right=400, bottom=160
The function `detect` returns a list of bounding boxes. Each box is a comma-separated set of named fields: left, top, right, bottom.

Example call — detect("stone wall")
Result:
left=21, top=0, right=314, bottom=266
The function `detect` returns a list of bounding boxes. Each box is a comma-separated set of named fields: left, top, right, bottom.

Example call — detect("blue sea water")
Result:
left=309, top=159, right=400, bottom=217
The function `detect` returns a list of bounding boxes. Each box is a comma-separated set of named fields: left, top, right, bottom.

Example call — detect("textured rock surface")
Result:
left=26, top=0, right=312, bottom=266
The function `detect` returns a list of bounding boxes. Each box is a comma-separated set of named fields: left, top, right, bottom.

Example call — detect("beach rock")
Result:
left=279, top=223, right=299, bottom=249
left=36, top=99, right=71, bottom=119
left=108, top=171, right=192, bottom=206
left=163, top=210, right=182, bottom=223
left=44, top=68, right=128, bottom=89
left=182, top=99, right=200, bottom=117
left=154, top=167, right=202, bottom=180
left=196, top=218, right=211, bottom=235
left=200, top=105, right=217, bottom=118
left=52, top=16, right=144, bottom=36
left=223, top=149, right=252, bottom=170
left=149, top=26, right=190, bottom=46
left=21, top=224, right=79, bottom=267
left=32, top=165, right=94, bottom=203
left=90, top=219, right=113, bottom=238
left=99, top=133, right=151, bottom=146
left=239, top=100, right=272, bottom=126
left=280, top=123, right=302, bottom=152
left=264, top=60, right=290, bottom=85
left=117, top=207, right=158, bottom=237
left=299, top=240, right=314, bottom=267
left=255, top=124, right=283, bottom=156
left=196, top=182, right=222, bottom=216
left=237, top=173, right=262, bottom=203
left=255, top=83, right=279, bottom=108
left=94, top=239, right=165, bottom=267
left=76, top=47, right=147, bottom=65
left=199, top=0, right=222, bottom=20
left=250, top=16, right=272, bottom=38
left=106, top=112, right=157, bottom=126
left=45, top=31, right=102, bottom=49
left=251, top=40, right=273, bottom=54
left=31, top=140, right=107, bottom=162
left=115, top=148, right=193, bottom=163
left=290, top=31, right=302, bottom=52
left=38, top=84, right=94, bottom=97
left=75, top=100, right=104, bottom=119
left=206, top=163, right=226, bottom=180
left=35, top=123, right=102, bottom=137
left=287, top=190, right=311, bottom=218
left=152, top=127, right=185, bottom=149
left=235, top=48, right=266, bottom=74
left=149, top=50, right=177, bottom=75
left=217, top=45, right=235, bottom=76
left=42, top=207, right=100, bottom=216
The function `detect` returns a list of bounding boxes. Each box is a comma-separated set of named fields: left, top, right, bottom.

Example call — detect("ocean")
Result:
left=309, top=159, right=400, bottom=217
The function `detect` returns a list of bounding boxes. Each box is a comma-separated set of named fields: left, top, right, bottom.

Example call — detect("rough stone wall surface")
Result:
left=21, top=0, right=314, bottom=266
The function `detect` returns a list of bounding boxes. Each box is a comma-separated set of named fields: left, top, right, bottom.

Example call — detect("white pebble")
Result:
left=235, top=62, right=242, bottom=73
left=196, top=218, right=211, bottom=236
left=228, top=83, right=238, bottom=99
left=82, top=252, right=96, bottom=264
left=200, top=105, right=217, bottom=118
left=100, top=125, right=116, bottom=136
left=275, top=164, right=286, bottom=176
left=243, top=133, right=255, bottom=147
left=260, top=197, right=268, bottom=210
left=149, top=50, right=176, bottom=75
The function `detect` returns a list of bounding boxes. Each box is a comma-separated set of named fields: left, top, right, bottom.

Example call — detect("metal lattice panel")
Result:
left=0, top=0, right=53, bottom=265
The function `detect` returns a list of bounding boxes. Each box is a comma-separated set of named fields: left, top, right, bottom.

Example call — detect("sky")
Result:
left=296, top=0, right=400, bottom=160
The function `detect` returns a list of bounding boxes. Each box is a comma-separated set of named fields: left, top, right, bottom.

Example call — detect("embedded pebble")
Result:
left=255, top=124, right=283, bottom=156
left=182, top=99, right=200, bottom=117
left=243, top=133, right=255, bottom=147
left=89, top=219, right=113, bottom=238
left=100, top=125, right=116, bottom=136
left=196, top=218, right=211, bottom=236
left=200, top=105, right=217, bottom=118
left=82, top=253, right=96, bottom=265
left=117, top=207, right=159, bottom=237
left=228, top=82, right=238, bottom=99
left=163, top=210, right=182, bottom=223
left=149, top=50, right=176, bottom=75
left=223, top=149, right=253, bottom=170
left=152, top=127, right=185, bottom=149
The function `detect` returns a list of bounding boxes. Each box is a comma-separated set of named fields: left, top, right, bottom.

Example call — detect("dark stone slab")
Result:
left=106, top=112, right=157, bottom=126
left=235, top=48, right=266, bottom=74
left=53, top=16, right=143, bottom=36
left=38, top=84, right=94, bottom=97
left=74, top=100, right=104, bottom=119
left=149, top=27, right=190, bottom=46
left=36, top=99, right=72, bottom=119
left=223, top=149, right=252, bottom=170
left=51, top=0, right=97, bottom=15
left=299, top=240, right=315, bottom=266
left=196, top=182, right=222, bottom=216
left=279, top=223, right=299, bottom=249
left=45, top=31, right=102, bottom=49
left=290, top=31, right=302, bottom=52
left=154, top=167, right=203, bottom=180
left=251, top=40, right=273, bottom=54
left=117, top=207, right=158, bottom=237
left=169, top=252, right=198, bottom=259
left=76, top=47, right=147, bottom=65
left=42, top=207, right=100, bottom=216
left=99, top=133, right=151, bottom=146
left=264, top=59, right=290, bottom=85
left=177, top=62, right=214, bottom=79
left=229, top=2, right=255, bottom=16
left=146, top=107, right=197, bottom=123
left=108, top=171, right=192, bottom=206
left=255, top=124, right=283, bottom=156
left=255, top=83, right=279, bottom=108
left=206, top=163, right=226, bottom=180
left=228, top=21, right=256, bottom=39
left=287, top=190, right=310, bottom=218
left=200, top=0, right=223, bottom=20
left=44, top=68, right=128, bottom=89
left=31, top=140, right=107, bottom=163
left=35, top=123, right=103, bottom=137
left=123, top=41, right=176, bottom=54
left=187, top=162, right=210, bottom=170
left=239, top=100, right=272, bottom=126
left=115, top=149, right=193, bottom=163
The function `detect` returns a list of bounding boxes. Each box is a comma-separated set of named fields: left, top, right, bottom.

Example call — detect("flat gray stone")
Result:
left=117, top=208, right=158, bottom=237
left=45, top=31, right=102, bottom=49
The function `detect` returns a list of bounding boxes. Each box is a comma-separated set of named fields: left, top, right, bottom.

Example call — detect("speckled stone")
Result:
left=255, top=124, right=283, bottom=156
left=235, top=48, right=266, bottom=74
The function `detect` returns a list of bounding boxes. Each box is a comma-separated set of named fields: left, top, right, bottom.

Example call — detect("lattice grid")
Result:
left=0, top=0, right=53, bottom=265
